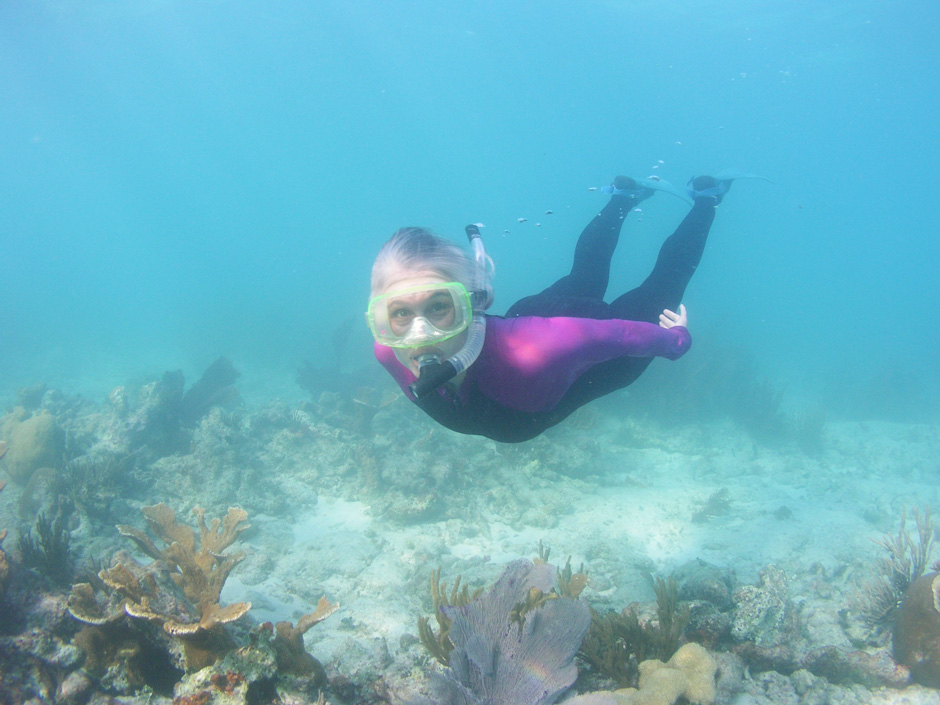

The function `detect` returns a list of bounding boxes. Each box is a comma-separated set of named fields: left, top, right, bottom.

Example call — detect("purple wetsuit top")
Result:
left=375, top=315, right=690, bottom=440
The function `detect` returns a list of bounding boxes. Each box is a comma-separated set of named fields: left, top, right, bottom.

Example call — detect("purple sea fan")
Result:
left=427, top=559, right=591, bottom=705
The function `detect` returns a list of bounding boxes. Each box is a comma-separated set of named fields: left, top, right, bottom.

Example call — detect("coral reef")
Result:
left=67, top=549, right=221, bottom=691
left=16, top=466, right=62, bottom=521
left=121, top=504, right=249, bottom=602
left=672, top=560, right=734, bottom=651
left=172, top=628, right=282, bottom=705
left=61, top=500, right=339, bottom=701
left=0, top=407, right=66, bottom=484
left=443, top=561, right=588, bottom=703
left=4, top=376, right=940, bottom=704
left=65, top=544, right=340, bottom=700
left=728, top=639, right=912, bottom=689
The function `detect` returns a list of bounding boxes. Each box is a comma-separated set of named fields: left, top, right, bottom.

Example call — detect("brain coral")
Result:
left=0, top=408, right=65, bottom=483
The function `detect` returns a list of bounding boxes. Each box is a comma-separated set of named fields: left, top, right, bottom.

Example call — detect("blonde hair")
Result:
left=371, top=227, right=493, bottom=306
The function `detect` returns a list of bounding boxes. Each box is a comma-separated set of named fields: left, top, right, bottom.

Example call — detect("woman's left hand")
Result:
left=659, top=303, right=687, bottom=329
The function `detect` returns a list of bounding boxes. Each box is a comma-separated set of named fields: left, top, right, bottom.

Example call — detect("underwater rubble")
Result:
left=1, top=368, right=940, bottom=704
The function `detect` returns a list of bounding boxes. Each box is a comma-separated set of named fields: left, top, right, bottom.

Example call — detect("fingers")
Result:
left=658, top=304, right=687, bottom=329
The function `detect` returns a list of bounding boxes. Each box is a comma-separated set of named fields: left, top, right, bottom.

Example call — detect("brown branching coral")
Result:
left=117, top=504, right=250, bottom=609
left=535, top=541, right=589, bottom=597
left=71, top=617, right=184, bottom=696
left=108, top=504, right=253, bottom=670
left=558, top=556, right=589, bottom=598
left=68, top=554, right=187, bottom=694
left=272, top=595, right=339, bottom=683
left=534, top=538, right=551, bottom=564
left=509, top=587, right=556, bottom=628
left=68, top=580, right=125, bottom=626
left=65, top=505, right=256, bottom=688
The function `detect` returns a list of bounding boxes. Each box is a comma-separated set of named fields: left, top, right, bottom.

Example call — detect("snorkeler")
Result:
left=367, top=173, right=747, bottom=443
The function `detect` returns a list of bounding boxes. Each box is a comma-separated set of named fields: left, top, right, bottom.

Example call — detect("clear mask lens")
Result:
left=367, top=282, right=473, bottom=348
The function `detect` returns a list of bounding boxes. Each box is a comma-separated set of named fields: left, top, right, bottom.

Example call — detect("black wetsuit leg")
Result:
left=505, top=197, right=636, bottom=318
left=553, top=198, right=718, bottom=411
left=608, top=198, right=716, bottom=324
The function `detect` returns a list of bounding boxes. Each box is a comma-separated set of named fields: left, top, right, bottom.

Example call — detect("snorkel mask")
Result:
left=368, top=225, right=492, bottom=399
left=367, top=281, right=473, bottom=349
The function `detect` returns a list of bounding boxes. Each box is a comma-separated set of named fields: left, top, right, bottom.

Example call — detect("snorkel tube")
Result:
left=409, top=224, right=490, bottom=399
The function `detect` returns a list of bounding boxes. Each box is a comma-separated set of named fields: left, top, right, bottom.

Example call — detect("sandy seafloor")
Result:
left=1, top=368, right=939, bottom=705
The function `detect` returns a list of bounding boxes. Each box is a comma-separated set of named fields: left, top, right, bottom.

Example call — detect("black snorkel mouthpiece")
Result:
left=409, top=353, right=458, bottom=400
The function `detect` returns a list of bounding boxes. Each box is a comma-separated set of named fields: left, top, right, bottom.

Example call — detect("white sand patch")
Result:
left=291, top=497, right=372, bottom=542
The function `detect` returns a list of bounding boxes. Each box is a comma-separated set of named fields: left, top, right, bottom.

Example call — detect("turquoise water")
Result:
left=2, top=0, right=938, bottom=419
